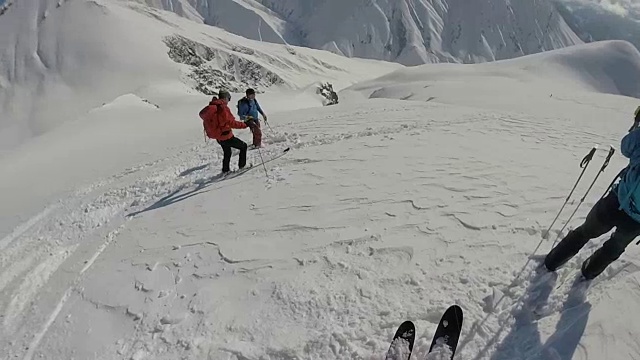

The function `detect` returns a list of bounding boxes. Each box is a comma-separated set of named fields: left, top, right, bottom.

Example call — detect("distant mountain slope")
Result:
left=555, top=0, right=640, bottom=53
left=156, top=0, right=585, bottom=65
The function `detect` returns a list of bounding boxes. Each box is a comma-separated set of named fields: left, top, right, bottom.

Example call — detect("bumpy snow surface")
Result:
left=2, top=4, right=640, bottom=359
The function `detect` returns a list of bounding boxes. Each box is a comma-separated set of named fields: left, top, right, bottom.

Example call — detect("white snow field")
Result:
left=0, top=0, right=401, bottom=153
left=3, top=4, right=640, bottom=359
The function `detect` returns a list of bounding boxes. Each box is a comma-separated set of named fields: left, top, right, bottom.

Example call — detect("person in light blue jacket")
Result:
left=545, top=120, right=640, bottom=280
left=237, top=88, right=267, bottom=148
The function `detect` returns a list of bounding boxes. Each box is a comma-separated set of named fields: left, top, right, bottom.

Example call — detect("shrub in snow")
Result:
left=317, top=82, right=338, bottom=106
left=162, top=35, right=285, bottom=95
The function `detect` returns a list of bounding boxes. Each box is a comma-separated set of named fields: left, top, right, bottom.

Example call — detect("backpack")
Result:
left=237, top=97, right=249, bottom=108
left=199, top=102, right=224, bottom=140
left=237, top=97, right=250, bottom=115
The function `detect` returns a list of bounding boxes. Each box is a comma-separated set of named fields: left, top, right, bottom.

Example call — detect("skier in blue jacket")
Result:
left=545, top=115, right=640, bottom=280
left=237, top=88, right=267, bottom=148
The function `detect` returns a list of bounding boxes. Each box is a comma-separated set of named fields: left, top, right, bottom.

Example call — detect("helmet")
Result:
left=218, top=89, right=231, bottom=101
left=245, top=88, right=256, bottom=96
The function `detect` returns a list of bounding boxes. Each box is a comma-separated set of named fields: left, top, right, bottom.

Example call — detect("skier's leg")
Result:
left=581, top=212, right=640, bottom=279
left=227, top=136, right=247, bottom=169
left=218, top=140, right=232, bottom=173
left=544, top=192, right=617, bottom=271
left=253, top=120, right=262, bottom=147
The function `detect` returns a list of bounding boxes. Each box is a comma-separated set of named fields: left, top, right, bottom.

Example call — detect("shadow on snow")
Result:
left=491, top=267, right=591, bottom=360
left=126, top=169, right=252, bottom=218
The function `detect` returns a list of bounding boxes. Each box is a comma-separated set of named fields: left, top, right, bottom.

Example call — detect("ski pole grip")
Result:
left=580, top=146, right=598, bottom=168
left=601, top=146, right=616, bottom=169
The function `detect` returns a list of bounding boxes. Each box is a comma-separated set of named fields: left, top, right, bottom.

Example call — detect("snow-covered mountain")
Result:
left=555, top=0, right=640, bottom=52
left=150, top=0, right=586, bottom=66
left=0, top=0, right=400, bottom=153
left=147, top=0, right=640, bottom=70
left=3, top=38, right=640, bottom=359
left=4, top=0, right=640, bottom=359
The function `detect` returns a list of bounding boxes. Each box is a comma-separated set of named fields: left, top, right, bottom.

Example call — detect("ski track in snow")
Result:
left=1, top=99, right=639, bottom=359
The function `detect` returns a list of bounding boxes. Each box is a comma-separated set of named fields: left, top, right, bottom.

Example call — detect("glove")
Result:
left=246, top=118, right=258, bottom=128
left=263, top=114, right=268, bottom=122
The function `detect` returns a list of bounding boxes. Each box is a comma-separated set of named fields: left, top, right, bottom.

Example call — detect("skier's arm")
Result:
left=224, top=110, right=248, bottom=129
left=230, top=119, right=248, bottom=129
left=256, top=101, right=265, bottom=117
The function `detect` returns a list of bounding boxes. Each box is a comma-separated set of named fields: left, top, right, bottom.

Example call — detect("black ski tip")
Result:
left=386, top=320, right=416, bottom=360
left=392, top=320, right=415, bottom=344
left=283, top=147, right=290, bottom=152
left=428, top=305, right=464, bottom=357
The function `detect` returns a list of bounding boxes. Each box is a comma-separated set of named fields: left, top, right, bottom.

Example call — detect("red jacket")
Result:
left=199, top=99, right=247, bottom=141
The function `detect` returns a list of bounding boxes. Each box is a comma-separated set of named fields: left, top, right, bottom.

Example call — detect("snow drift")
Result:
left=0, top=0, right=400, bottom=153
left=348, top=40, right=640, bottom=102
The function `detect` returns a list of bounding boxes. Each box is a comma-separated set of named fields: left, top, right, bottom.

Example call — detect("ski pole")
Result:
left=264, top=118, right=274, bottom=132
left=599, top=167, right=625, bottom=201
left=552, top=145, right=616, bottom=248
left=542, top=145, right=598, bottom=239
left=257, top=147, right=269, bottom=179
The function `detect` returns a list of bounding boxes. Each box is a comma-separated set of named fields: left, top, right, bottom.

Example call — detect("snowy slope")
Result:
left=3, top=39, right=640, bottom=359
left=0, top=0, right=401, bottom=153
left=347, top=40, right=640, bottom=107
left=155, top=0, right=585, bottom=66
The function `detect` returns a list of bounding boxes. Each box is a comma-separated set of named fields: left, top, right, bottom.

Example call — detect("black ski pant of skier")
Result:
left=544, top=189, right=640, bottom=279
left=217, top=136, right=247, bottom=173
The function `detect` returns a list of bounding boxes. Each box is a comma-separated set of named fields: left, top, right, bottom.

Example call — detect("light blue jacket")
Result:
left=615, top=128, right=640, bottom=222
left=237, top=97, right=264, bottom=121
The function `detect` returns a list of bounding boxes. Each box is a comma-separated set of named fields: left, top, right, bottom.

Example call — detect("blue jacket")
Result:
left=615, top=128, right=640, bottom=222
left=237, top=97, right=264, bottom=121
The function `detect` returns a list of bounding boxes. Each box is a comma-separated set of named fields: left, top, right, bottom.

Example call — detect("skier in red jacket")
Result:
left=199, top=89, right=249, bottom=173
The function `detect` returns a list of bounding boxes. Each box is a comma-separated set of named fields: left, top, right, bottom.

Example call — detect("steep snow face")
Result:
left=163, top=0, right=584, bottom=65
left=0, top=0, right=400, bottom=153
left=0, top=0, right=178, bottom=151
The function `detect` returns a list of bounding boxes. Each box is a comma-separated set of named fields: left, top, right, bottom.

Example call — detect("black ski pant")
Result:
left=217, top=136, right=247, bottom=172
left=545, top=189, right=640, bottom=278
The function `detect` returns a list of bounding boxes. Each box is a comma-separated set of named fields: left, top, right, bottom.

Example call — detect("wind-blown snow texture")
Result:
left=157, top=0, right=585, bottom=66
left=3, top=34, right=640, bottom=360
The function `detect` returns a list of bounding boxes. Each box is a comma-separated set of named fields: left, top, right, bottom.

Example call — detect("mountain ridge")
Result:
left=151, top=0, right=586, bottom=65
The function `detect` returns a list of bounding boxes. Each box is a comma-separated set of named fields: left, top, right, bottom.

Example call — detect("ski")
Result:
left=199, top=147, right=290, bottom=184
left=385, top=320, right=415, bottom=360
left=427, top=305, right=464, bottom=360
left=236, top=147, right=290, bottom=177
